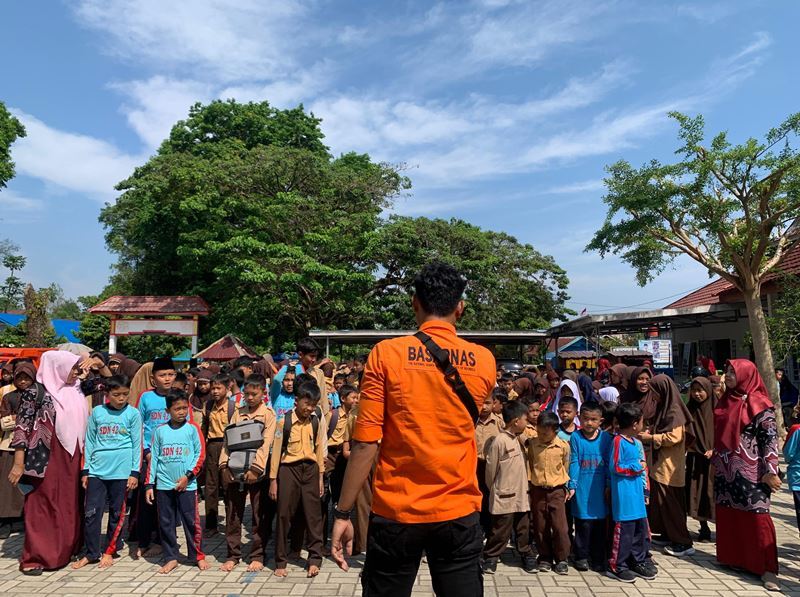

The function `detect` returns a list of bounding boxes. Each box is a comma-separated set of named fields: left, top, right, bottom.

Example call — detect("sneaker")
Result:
left=538, top=561, right=552, bottom=573
left=664, top=543, right=695, bottom=557
left=554, top=561, right=569, bottom=575
left=482, top=558, right=497, bottom=574
left=631, top=562, right=657, bottom=580
left=522, top=554, right=537, bottom=573
left=572, top=558, right=589, bottom=571
left=606, top=568, right=636, bottom=583
left=650, top=534, right=669, bottom=546
left=591, top=563, right=606, bottom=573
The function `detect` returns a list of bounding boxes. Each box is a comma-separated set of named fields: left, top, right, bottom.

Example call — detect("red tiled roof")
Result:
left=665, top=241, right=800, bottom=309
left=194, top=334, right=258, bottom=361
left=88, top=296, right=210, bottom=316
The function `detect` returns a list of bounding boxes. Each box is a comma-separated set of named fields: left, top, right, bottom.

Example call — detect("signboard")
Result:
left=639, top=339, right=673, bottom=367
left=111, top=319, right=198, bottom=337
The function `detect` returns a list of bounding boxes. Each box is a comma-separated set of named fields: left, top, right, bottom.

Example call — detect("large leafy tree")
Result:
left=370, top=216, right=571, bottom=330
left=0, top=101, right=26, bottom=189
left=101, top=100, right=571, bottom=352
left=587, top=112, right=800, bottom=418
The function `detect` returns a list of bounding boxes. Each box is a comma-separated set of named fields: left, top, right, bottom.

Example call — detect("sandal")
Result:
left=762, top=572, right=781, bottom=592
left=21, top=567, right=43, bottom=576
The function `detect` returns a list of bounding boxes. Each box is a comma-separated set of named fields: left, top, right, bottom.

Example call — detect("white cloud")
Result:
left=544, top=180, right=605, bottom=194
left=73, top=0, right=309, bottom=82
left=0, top=190, right=44, bottom=218
left=219, top=61, right=334, bottom=109
left=9, top=110, right=142, bottom=200
left=112, top=77, right=215, bottom=150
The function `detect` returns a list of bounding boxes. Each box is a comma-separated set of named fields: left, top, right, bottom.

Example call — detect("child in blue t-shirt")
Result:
left=782, top=419, right=800, bottom=534
left=136, top=356, right=176, bottom=555
left=567, top=401, right=611, bottom=572
left=73, top=375, right=142, bottom=570
left=606, top=403, right=656, bottom=584
left=145, top=390, right=207, bottom=574
left=271, top=368, right=296, bottom=421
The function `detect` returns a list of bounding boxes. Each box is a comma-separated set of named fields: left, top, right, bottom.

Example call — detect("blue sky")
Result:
left=1, top=1, right=798, bottom=317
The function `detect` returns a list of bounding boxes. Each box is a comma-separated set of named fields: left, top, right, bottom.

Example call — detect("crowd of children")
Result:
left=0, top=344, right=795, bottom=590
left=475, top=362, right=723, bottom=584
left=0, top=340, right=368, bottom=578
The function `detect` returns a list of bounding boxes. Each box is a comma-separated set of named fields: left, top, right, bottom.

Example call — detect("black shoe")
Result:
left=591, top=563, right=606, bottom=573
left=21, top=567, right=43, bottom=576
left=606, top=568, right=636, bottom=583
left=554, top=561, right=569, bottom=575
left=650, top=534, right=669, bottom=546
left=0, top=524, right=10, bottom=540
left=538, top=561, right=552, bottom=573
left=631, top=562, right=657, bottom=580
left=573, top=558, right=589, bottom=571
left=481, top=558, right=497, bottom=574
left=522, top=554, right=538, bottom=573
left=698, top=527, right=712, bottom=542
left=664, top=543, right=695, bottom=557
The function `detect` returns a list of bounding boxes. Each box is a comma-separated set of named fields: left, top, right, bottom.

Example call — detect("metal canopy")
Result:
left=309, top=329, right=548, bottom=346
left=546, top=303, right=743, bottom=337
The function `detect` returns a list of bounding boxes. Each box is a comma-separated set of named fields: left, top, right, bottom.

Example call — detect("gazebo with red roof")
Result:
left=89, top=296, right=210, bottom=355
left=194, top=334, right=258, bottom=362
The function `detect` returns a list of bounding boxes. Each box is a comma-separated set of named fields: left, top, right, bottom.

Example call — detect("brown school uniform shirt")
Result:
left=648, top=425, right=687, bottom=487
left=269, top=411, right=326, bottom=479
left=219, top=402, right=277, bottom=476
left=485, top=429, right=530, bottom=515
left=475, top=414, right=503, bottom=461
left=527, top=436, right=570, bottom=488
left=206, top=399, right=230, bottom=439
left=328, top=406, right=349, bottom=448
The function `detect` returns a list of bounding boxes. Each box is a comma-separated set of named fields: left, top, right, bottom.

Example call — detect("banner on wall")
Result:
left=639, top=339, right=673, bottom=367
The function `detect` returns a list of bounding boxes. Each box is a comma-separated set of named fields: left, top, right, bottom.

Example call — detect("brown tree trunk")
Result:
left=742, top=284, right=785, bottom=435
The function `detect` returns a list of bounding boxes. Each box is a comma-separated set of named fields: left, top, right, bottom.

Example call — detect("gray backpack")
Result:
left=225, top=419, right=265, bottom=481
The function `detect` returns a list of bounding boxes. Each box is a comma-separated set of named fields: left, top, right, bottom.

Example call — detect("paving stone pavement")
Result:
left=2, top=485, right=800, bottom=597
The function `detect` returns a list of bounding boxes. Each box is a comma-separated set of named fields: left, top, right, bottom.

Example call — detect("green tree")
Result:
left=369, top=216, right=571, bottom=329
left=0, top=101, right=26, bottom=189
left=1, top=253, right=26, bottom=312
left=587, top=111, right=800, bottom=419
left=100, top=100, right=408, bottom=350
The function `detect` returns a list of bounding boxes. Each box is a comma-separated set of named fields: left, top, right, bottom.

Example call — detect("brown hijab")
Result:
left=129, top=362, right=154, bottom=407
left=513, top=377, right=534, bottom=400
left=688, top=376, right=715, bottom=454
left=648, top=374, right=693, bottom=435
left=110, top=353, right=142, bottom=379
left=610, top=364, right=631, bottom=392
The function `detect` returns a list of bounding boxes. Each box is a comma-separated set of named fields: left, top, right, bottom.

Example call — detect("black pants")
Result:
left=573, top=518, right=606, bottom=565
left=608, top=518, right=649, bottom=573
left=136, top=458, right=159, bottom=548
left=362, top=512, right=483, bottom=597
left=794, top=491, right=800, bottom=533
left=204, top=440, right=224, bottom=530
left=84, top=478, right=128, bottom=561
left=156, top=489, right=204, bottom=563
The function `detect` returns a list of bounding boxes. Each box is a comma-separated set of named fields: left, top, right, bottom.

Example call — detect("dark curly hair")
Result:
left=413, top=262, right=467, bottom=316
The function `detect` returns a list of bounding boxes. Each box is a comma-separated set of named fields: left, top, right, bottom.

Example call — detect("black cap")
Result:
left=153, top=356, right=175, bottom=373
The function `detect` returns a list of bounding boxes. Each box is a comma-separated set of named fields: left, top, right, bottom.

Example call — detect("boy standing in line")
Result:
left=568, top=401, right=611, bottom=572
left=201, top=373, right=235, bottom=537
left=74, top=375, right=142, bottom=570
left=218, top=374, right=276, bottom=572
left=606, top=403, right=656, bottom=583
left=528, top=411, right=571, bottom=574
left=269, top=381, right=326, bottom=578
left=136, top=356, right=176, bottom=556
left=145, top=390, right=208, bottom=575
left=476, top=392, right=504, bottom=536
left=481, top=400, right=536, bottom=574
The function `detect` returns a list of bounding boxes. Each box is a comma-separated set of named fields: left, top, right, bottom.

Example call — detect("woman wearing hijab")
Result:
left=686, top=376, right=715, bottom=542
left=0, top=362, right=36, bottom=538
left=638, top=374, right=695, bottom=558
left=549, top=378, right=582, bottom=420
left=512, top=377, right=534, bottom=401
left=713, top=359, right=780, bottom=591
left=8, top=351, right=102, bottom=574
left=109, top=353, right=141, bottom=379
left=128, top=361, right=154, bottom=407
left=545, top=370, right=560, bottom=407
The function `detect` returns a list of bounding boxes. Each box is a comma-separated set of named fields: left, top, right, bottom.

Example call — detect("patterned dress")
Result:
left=712, top=408, right=779, bottom=575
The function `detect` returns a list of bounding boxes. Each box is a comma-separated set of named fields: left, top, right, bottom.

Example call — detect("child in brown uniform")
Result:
left=219, top=374, right=276, bottom=572
left=269, top=380, right=326, bottom=577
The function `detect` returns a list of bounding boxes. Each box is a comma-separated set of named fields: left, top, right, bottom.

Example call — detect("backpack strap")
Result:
left=414, top=330, right=480, bottom=426
left=228, top=399, right=236, bottom=422
left=281, top=412, right=320, bottom=457
left=327, top=408, right=340, bottom=439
